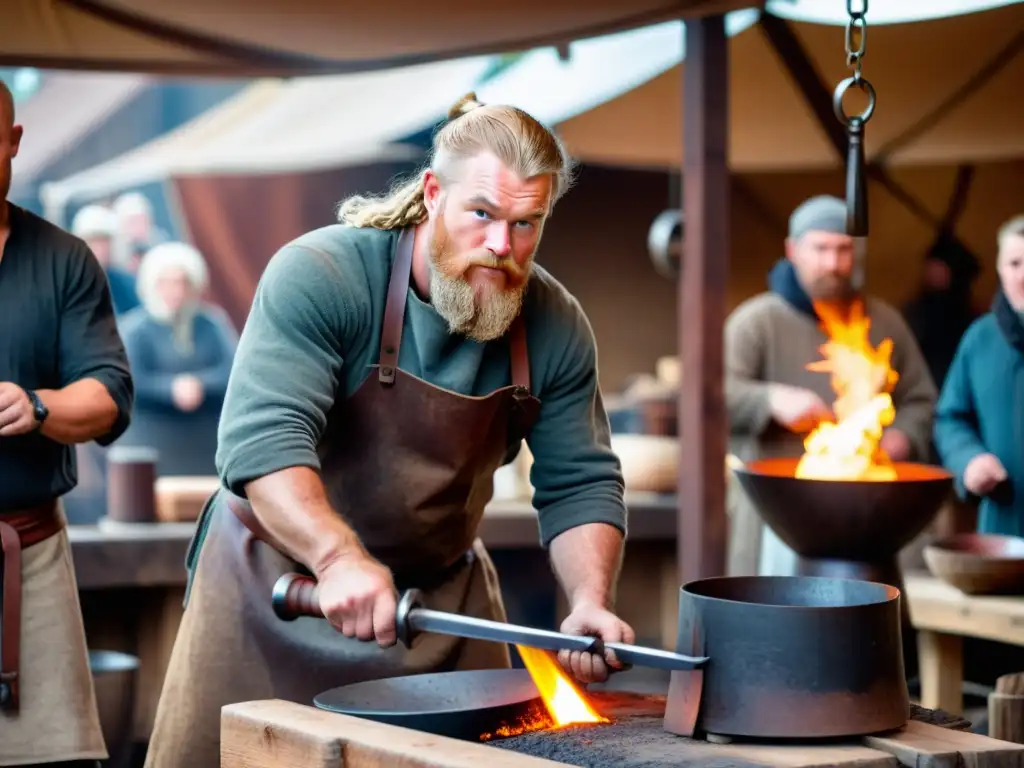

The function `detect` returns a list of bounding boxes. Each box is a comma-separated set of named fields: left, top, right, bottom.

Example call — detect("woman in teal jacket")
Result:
left=934, top=216, right=1024, bottom=534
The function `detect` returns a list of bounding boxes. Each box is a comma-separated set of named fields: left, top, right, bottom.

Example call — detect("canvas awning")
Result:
left=554, top=1, right=1024, bottom=170
left=38, top=55, right=495, bottom=214
left=474, top=10, right=759, bottom=127
left=3, top=0, right=751, bottom=76
left=8, top=71, right=150, bottom=199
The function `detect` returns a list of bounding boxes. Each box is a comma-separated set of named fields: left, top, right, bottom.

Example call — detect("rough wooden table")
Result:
left=906, top=572, right=1024, bottom=716
left=68, top=491, right=678, bottom=589
left=221, top=693, right=1024, bottom=768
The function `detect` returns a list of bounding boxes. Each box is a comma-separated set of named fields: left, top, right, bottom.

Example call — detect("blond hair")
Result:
left=337, top=92, right=575, bottom=229
left=997, top=215, right=1024, bottom=252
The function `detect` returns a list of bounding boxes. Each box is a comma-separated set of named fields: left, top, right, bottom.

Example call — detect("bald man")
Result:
left=0, top=81, right=134, bottom=767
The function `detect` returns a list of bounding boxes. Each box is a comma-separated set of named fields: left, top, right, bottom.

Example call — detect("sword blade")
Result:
left=407, top=609, right=709, bottom=671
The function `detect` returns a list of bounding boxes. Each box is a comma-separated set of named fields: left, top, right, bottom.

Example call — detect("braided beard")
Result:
left=428, top=217, right=530, bottom=342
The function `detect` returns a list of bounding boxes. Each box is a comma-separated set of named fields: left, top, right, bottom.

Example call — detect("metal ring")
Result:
left=832, top=76, right=876, bottom=126
left=647, top=208, right=683, bottom=279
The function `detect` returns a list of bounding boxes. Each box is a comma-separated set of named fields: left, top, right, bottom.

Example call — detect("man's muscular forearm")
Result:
left=548, top=522, right=625, bottom=610
left=244, top=466, right=369, bottom=578
left=37, top=379, right=119, bottom=443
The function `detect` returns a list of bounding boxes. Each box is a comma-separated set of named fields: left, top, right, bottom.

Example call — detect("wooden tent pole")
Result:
left=679, top=14, right=729, bottom=584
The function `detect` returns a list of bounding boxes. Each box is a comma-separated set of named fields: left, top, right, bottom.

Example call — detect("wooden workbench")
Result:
left=221, top=695, right=1024, bottom=768
left=70, top=493, right=680, bottom=743
left=906, top=572, right=1024, bottom=716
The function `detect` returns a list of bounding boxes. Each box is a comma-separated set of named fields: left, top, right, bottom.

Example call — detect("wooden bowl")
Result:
left=610, top=434, right=677, bottom=493
left=924, top=533, right=1024, bottom=595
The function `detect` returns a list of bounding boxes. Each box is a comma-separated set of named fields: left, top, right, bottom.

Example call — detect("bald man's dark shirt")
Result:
left=0, top=203, right=133, bottom=512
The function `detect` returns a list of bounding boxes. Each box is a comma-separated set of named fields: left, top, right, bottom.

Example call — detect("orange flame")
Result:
left=795, top=299, right=899, bottom=482
left=516, top=645, right=608, bottom=728
left=478, top=645, right=608, bottom=741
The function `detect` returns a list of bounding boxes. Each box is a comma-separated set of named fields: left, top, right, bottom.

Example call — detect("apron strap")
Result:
left=508, top=314, right=530, bottom=391
left=378, top=228, right=415, bottom=386
left=377, top=226, right=531, bottom=392
left=0, top=520, right=22, bottom=712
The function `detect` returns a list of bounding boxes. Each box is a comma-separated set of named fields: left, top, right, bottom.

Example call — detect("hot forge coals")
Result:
left=479, top=645, right=608, bottom=741
left=486, top=693, right=972, bottom=768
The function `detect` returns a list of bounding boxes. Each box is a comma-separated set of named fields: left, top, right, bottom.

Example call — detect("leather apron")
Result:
left=145, top=228, right=541, bottom=768
left=0, top=503, right=107, bottom=766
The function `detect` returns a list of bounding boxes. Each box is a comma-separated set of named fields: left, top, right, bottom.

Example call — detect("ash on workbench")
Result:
left=487, top=693, right=971, bottom=768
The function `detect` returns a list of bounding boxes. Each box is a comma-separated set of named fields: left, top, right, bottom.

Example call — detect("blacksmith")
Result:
left=146, top=93, right=634, bottom=767
left=724, top=194, right=936, bottom=577
left=0, top=82, right=134, bottom=766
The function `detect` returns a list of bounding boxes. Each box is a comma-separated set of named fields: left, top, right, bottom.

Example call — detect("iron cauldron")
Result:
left=664, top=575, right=909, bottom=739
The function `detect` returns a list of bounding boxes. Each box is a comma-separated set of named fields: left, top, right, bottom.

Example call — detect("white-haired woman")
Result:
left=117, top=241, right=238, bottom=476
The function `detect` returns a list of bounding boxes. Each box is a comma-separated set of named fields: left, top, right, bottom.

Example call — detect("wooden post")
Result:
left=679, top=14, right=730, bottom=584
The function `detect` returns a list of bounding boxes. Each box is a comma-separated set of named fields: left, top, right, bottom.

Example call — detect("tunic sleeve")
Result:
left=215, top=245, right=356, bottom=497
left=881, top=305, right=938, bottom=461
left=933, top=328, right=987, bottom=498
left=724, top=302, right=774, bottom=436
left=526, top=297, right=627, bottom=547
left=59, top=243, right=134, bottom=446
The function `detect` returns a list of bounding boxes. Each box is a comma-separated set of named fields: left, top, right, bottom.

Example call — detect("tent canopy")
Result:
left=38, top=55, right=495, bottom=212
left=556, top=1, right=1024, bottom=170
left=3, top=0, right=750, bottom=76
left=9, top=71, right=149, bottom=199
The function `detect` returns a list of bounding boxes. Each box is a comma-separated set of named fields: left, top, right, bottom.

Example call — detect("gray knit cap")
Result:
left=788, top=195, right=847, bottom=239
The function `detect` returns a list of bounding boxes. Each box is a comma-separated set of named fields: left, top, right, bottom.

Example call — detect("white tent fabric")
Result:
left=766, top=0, right=1019, bottom=25
left=475, top=9, right=759, bottom=126
left=40, top=0, right=1024, bottom=213
left=9, top=72, right=150, bottom=199
left=39, top=55, right=494, bottom=213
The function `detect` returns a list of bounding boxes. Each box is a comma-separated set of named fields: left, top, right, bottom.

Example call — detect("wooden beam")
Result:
left=679, top=14, right=730, bottom=584
left=938, top=165, right=975, bottom=232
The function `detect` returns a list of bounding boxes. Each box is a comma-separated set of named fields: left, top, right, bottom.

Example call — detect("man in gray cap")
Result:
left=723, top=195, right=936, bottom=577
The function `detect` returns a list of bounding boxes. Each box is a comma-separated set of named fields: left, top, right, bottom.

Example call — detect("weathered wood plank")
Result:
left=864, top=720, right=1024, bottom=768
left=225, top=696, right=1022, bottom=768
left=220, top=699, right=567, bottom=768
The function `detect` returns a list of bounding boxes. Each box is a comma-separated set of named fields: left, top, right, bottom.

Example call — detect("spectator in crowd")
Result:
left=70, top=203, right=140, bottom=315
left=117, top=241, right=237, bottom=476
left=934, top=215, right=1024, bottom=535
left=112, top=191, right=168, bottom=273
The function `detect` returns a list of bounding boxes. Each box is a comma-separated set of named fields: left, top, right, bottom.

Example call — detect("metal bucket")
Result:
left=665, top=576, right=909, bottom=739
left=89, top=650, right=139, bottom=768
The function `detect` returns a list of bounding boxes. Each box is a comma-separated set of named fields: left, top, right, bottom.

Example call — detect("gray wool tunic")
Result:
left=185, top=224, right=627, bottom=573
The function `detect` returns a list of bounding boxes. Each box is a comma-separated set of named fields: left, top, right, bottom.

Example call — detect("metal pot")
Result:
left=664, top=575, right=909, bottom=739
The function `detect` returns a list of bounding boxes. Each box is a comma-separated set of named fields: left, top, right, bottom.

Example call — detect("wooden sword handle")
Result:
left=272, top=573, right=323, bottom=621
left=270, top=574, right=424, bottom=651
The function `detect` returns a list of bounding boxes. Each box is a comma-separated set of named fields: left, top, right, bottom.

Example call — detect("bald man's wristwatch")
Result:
left=26, top=390, right=48, bottom=428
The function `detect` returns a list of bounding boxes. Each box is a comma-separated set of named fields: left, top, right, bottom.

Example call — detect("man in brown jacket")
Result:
left=724, top=195, right=936, bottom=577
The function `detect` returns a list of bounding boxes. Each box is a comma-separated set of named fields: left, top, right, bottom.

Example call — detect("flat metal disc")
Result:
left=314, top=669, right=545, bottom=741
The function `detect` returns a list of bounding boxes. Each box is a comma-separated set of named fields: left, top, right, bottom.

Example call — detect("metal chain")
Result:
left=844, top=0, right=868, bottom=81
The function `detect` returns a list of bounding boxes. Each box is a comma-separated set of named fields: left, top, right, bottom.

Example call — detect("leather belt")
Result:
left=224, top=493, right=473, bottom=592
left=0, top=500, right=65, bottom=713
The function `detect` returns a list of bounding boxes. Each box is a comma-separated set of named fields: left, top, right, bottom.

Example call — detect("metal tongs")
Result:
left=272, top=573, right=708, bottom=672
